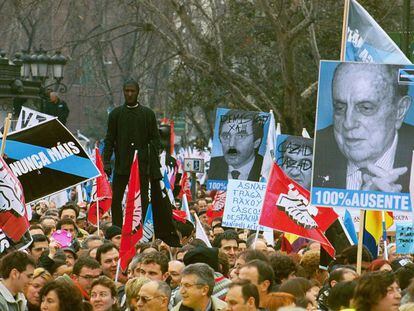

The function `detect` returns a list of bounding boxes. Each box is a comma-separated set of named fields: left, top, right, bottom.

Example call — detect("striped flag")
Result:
left=163, top=171, right=175, bottom=205
left=141, top=204, right=154, bottom=243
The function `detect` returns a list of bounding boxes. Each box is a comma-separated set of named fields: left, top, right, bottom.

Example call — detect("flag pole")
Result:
left=96, top=198, right=100, bottom=237
left=356, top=209, right=365, bottom=275
left=340, top=0, right=351, bottom=61
left=381, top=211, right=388, bottom=260
left=114, top=259, right=121, bottom=283
left=0, top=113, right=12, bottom=157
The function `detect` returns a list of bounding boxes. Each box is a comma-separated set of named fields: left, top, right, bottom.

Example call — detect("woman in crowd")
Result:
left=90, top=276, right=120, bottom=311
left=40, top=278, right=87, bottom=311
left=263, top=292, right=296, bottom=310
left=278, top=277, right=318, bottom=310
left=125, top=277, right=149, bottom=311
left=367, top=259, right=392, bottom=272
left=26, top=268, right=53, bottom=311
left=352, top=271, right=401, bottom=311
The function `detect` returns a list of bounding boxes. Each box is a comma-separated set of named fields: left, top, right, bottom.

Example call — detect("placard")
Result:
left=222, top=180, right=266, bottom=230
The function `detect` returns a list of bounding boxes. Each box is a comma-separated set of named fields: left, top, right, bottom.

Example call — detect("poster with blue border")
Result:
left=311, top=61, right=414, bottom=212
left=207, top=108, right=270, bottom=191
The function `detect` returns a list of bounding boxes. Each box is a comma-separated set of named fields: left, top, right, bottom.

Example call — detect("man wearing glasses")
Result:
left=71, top=257, right=102, bottom=300
left=136, top=280, right=171, bottom=311
left=173, top=263, right=227, bottom=311
left=209, top=111, right=264, bottom=182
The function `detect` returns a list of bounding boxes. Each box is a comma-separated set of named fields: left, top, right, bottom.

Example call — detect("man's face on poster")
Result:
left=281, top=141, right=313, bottom=190
left=332, top=64, right=410, bottom=167
left=219, top=118, right=261, bottom=169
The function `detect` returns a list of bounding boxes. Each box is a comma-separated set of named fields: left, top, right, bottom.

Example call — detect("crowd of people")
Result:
left=1, top=193, right=414, bottom=311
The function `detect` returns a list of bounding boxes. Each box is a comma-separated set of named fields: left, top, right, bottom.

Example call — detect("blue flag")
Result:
left=141, top=204, right=154, bottom=243
left=346, top=0, right=411, bottom=64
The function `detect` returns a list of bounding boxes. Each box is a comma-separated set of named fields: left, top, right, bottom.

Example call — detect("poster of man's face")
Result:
left=207, top=108, right=270, bottom=190
left=311, top=61, right=414, bottom=212
left=276, top=135, right=313, bottom=191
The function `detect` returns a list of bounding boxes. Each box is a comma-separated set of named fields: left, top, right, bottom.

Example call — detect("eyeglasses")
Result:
left=137, top=295, right=161, bottom=303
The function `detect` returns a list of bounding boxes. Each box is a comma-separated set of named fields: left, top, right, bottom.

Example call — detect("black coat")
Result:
left=103, top=104, right=161, bottom=179
left=208, top=154, right=263, bottom=181
left=44, top=99, right=69, bottom=125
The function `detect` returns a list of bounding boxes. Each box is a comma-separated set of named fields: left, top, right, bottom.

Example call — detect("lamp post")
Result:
left=20, top=48, right=68, bottom=93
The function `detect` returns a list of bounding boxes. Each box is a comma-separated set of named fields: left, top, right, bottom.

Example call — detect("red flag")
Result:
left=206, top=191, right=226, bottom=222
left=88, top=147, right=112, bottom=225
left=259, top=163, right=337, bottom=257
left=0, top=156, right=29, bottom=242
left=119, top=152, right=143, bottom=271
left=179, top=172, right=192, bottom=201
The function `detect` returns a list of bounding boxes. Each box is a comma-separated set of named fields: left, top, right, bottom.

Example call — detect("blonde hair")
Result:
left=125, top=277, right=149, bottom=307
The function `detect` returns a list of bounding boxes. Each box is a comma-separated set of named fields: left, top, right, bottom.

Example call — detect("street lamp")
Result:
left=20, top=48, right=68, bottom=93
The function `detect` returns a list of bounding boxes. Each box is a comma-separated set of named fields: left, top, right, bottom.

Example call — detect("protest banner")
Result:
left=396, top=223, right=414, bottom=254
left=15, top=106, right=53, bottom=131
left=1, top=118, right=100, bottom=203
left=311, top=61, right=414, bottom=213
left=222, top=180, right=266, bottom=230
left=207, top=108, right=270, bottom=191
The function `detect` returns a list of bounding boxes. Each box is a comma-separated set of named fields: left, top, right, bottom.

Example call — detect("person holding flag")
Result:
left=103, top=78, right=161, bottom=228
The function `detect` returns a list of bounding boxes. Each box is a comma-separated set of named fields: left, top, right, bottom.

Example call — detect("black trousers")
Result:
left=111, top=173, right=149, bottom=228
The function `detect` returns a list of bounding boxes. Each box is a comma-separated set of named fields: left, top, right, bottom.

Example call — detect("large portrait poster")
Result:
left=311, top=61, right=414, bottom=212
left=207, top=108, right=270, bottom=190
left=275, top=135, right=313, bottom=191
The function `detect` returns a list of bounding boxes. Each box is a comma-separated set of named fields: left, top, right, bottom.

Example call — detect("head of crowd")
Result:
left=2, top=191, right=414, bottom=311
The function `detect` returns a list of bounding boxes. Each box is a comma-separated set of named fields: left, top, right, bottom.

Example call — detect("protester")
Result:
left=44, top=92, right=70, bottom=125
left=352, top=271, right=401, bottom=311
left=213, top=230, right=239, bottom=267
left=25, top=268, right=52, bottom=311
left=90, top=276, right=120, bottom=311
left=103, top=78, right=161, bottom=228
left=71, top=256, right=102, bottom=300
left=28, top=235, right=49, bottom=264
left=326, top=281, right=357, bottom=311
left=225, top=280, right=260, bottom=311
left=238, top=260, right=274, bottom=309
left=125, top=277, right=149, bottom=311
left=139, top=252, right=169, bottom=281
left=96, top=243, right=119, bottom=280
left=0, top=251, right=35, bottom=311
left=263, top=292, right=296, bottom=311
left=39, top=278, right=87, bottom=311
left=173, top=263, right=227, bottom=311
left=136, top=280, right=170, bottom=311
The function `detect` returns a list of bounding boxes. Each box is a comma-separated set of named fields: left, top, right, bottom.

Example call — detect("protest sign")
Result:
left=396, top=223, right=414, bottom=254
left=1, top=119, right=100, bottom=203
left=207, top=108, right=270, bottom=190
left=15, top=106, right=53, bottom=131
left=222, top=180, right=266, bottom=230
left=311, top=61, right=414, bottom=212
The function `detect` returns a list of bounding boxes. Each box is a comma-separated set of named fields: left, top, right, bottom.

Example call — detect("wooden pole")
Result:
left=96, top=198, right=100, bottom=237
left=0, top=113, right=12, bottom=157
left=340, top=0, right=351, bottom=61
left=357, top=209, right=365, bottom=275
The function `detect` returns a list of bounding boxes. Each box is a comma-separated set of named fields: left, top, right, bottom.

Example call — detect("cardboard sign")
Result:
left=1, top=119, right=100, bottom=203
left=396, top=223, right=414, bottom=254
left=222, top=180, right=266, bottom=230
